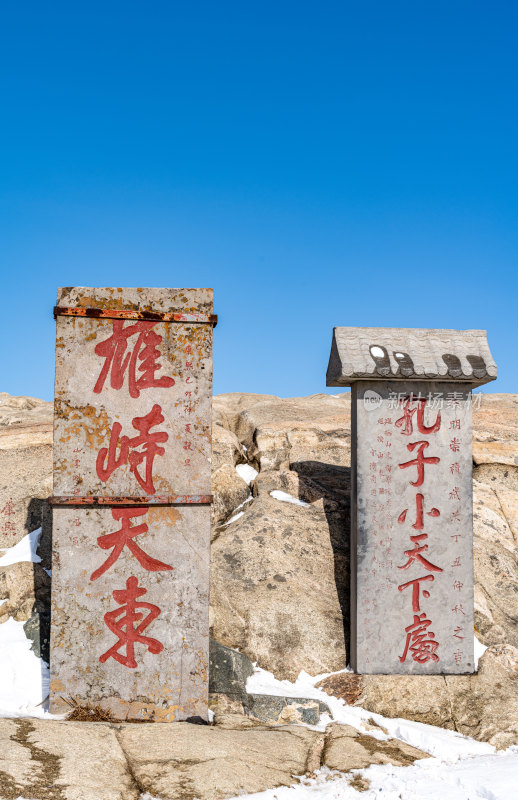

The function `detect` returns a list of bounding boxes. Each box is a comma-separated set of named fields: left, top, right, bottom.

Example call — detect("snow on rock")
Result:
left=0, top=616, right=53, bottom=718
left=236, top=463, right=258, bottom=484
left=220, top=749, right=518, bottom=800
left=247, top=665, right=494, bottom=760
left=0, top=527, right=42, bottom=567
left=270, top=490, right=310, bottom=507
left=474, top=634, right=488, bottom=669
left=220, top=496, right=253, bottom=528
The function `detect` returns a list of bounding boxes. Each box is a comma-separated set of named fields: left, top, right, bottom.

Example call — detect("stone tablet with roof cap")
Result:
left=327, top=327, right=497, bottom=674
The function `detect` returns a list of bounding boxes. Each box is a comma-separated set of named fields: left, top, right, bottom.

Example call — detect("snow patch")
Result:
left=0, top=528, right=42, bottom=567
left=246, top=665, right=494, bottom=760
left=270, top=490, right=310, bottom=507
left=474, top=634, right=488, bottom=669
left=0, top=617, right=56, bottom=719
left=220, top=496, right=253, bottom=528
left=236, top=463, right=258, bottom=484
left=219, top=750, right=518, bottom=800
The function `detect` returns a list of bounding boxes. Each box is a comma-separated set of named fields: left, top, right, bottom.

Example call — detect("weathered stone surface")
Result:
left=326, top=327, right=497, bottom=386
left=245, top=694, right=329, bottom=726
left=209, top=639, right=331, bottom=726
left=0, top=562, right=50, bottom=623
left=323, top=721, right=427, bottom=770
left=209, top=391, right=518, bottom=742
left=359, top=643, right=518, bottom=747
left=444, top=644, right=518, bottom=746
left=359, top=672, right=454, bottom=729
left=0, top=389, right=517, bottom=744
left=209, top=692, right=331, bottom=727
left=210, top=490, right=349, bottom=680
left=211, top=423, right=246, bottom=472
left=211, top=463, right=250, bottom=529
left=0, top=717, right=430, bottom=800
left=473, top=394, right=518, bottom=466
left=118, top=722, right=320, bottom=799
left=51, top=504, right=210, bottom=721
left=50, top=287, right=213, bottom=722
left=316, top=672, right=363, bottom=704
left=209, top=638, right=254, bottom=700
left=23, top=611, right=50, bottom=663
left=0, top=718, right=138, bottom=800
left=352, top=381, right=474, bottom=674
left=0, top=394, right=52, bottom=557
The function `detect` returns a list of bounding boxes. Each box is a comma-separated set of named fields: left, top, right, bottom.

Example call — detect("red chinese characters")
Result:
left=99, top=576, right=164, bottom=668
left=399, top=612, right=439, bottom=664
left=90, top=508, right=173, bottom=581
left=395, top=396, right=442, bottom=664
left=93, top=320, right=175, bottom=398
left=1, top=497, right=16, bottom=535
left=96, top=404, right=168, bottom=495
left=90, top=318, right=180, bottom=669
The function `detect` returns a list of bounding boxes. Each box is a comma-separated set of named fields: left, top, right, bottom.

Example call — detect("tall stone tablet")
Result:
left=327, top=328, right=497, bottom=675
left=50, top=287, right=215, bottom=721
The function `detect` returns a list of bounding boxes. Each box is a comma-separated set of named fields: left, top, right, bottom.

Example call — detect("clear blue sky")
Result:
left=1, top=1, right=516, bottom=400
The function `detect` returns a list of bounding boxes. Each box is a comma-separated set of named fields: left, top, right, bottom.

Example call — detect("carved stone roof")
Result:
left=326, top=327, right=497, bottom=387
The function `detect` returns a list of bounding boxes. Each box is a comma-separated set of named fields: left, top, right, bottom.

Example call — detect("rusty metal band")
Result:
left=53, top=306, right=218, bottom=326
left=49, top=495, right=213, bottom=506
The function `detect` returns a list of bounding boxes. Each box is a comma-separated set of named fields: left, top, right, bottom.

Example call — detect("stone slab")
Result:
left=50, top=287, right=213, bottom=720
left=53, top=287, right=212, bottom=497
left=50, top=505, right=210, bottom=719
left=351, top=381, right=474, bottom=674
left=0, top=718, right=138, bottom=800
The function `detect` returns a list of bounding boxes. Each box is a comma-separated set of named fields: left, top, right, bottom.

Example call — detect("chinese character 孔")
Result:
left=395, top=397, right=441, bottom=436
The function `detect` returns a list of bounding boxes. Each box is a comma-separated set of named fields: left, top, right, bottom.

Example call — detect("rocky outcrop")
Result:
left=0, top=390, right=517, bottom=746
left=0, top=716, right=429, bottom=800
left=0, top=562, right=50, bottom=625
left=0, top=394, right=53, bottom=569
left=211, top=393, right=351, bottom=679
left=210, top=392, right=518, bottom=745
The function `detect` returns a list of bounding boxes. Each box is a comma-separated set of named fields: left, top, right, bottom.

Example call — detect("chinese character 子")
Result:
left=96, top=404, right=168, bottom=494
left=90, top=507, right=173, bottom=581
left=398, top=574, right=435, bottom=612
left=399, top=612, right=439, bottom=664
left=395, top=397, right=441, bottom=437
left=399, top=441, right=440, bottom=487
left=99, top=576, right=164, bottom=668
left=94, top=320, right=175, bottom=399
left=397, top=534, right=443, bottom=573
left=397, top=493, right=440, bottom=529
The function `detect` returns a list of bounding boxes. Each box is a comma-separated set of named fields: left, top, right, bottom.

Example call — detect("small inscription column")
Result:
left=50, top=287, right=215, bottom=721
left=327, top=328, right=497, bottom=674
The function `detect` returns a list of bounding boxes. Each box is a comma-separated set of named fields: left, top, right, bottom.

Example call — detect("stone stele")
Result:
left=327, top=327, right=497, bottom=675
left=50, top=287, right=214, bottom=721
